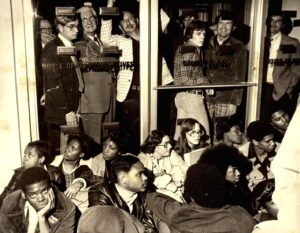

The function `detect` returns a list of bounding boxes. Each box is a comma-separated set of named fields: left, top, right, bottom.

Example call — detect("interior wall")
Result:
left=0, top=0, right=22, bottom=192
left=0, top=0, right=37, bottom=192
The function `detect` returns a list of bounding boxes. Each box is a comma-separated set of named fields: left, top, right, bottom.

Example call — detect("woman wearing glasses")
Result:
left=138, top=130, right=188, bottom=202
left=174, top=118, right=209, bottom=159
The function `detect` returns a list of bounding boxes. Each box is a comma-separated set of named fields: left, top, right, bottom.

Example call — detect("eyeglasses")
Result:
left=64, top=24, right=79, bottom=31
left=186, top=130, right=204, bottom=137
left=82, top=16, right=96, bottom=25
left=157, top=141, right=171, bottom=148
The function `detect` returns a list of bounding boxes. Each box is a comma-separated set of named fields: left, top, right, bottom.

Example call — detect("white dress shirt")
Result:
left=266, top=32, right=282, bottom=84
left=115, top=183, right=137, bottom=213
left=25, top=201, right=38, bottom=233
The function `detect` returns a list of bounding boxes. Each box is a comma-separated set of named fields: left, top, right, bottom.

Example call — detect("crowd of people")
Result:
left=0, top=111, right=295, bottom=232
left=1, top=0, right=300, bottom=232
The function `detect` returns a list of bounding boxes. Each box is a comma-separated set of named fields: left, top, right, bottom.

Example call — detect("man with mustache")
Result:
left=88, top=155, right=158, bottom=232
left=101, top=0, right=173, bottom=154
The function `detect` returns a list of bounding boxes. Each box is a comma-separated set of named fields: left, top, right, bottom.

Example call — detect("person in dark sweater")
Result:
left=146, top=162, right=256, bottom=233
left=198, top=144, right=254, bottom=215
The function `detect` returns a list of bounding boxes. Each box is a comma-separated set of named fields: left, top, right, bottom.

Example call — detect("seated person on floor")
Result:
left=90, top=130, right=130, bottom=179
left=138, top=130, right=188, bottom=202
left=146, top=162, right=256, bottom=233
left=0, top=167, right=78, bottom=233
left=268, top=104, right=291, bottom=143
left=88, top=155, right=158, bottom=232
left=0, top=140, right=65, bottom=207
left=198, top=144, right=253, bottom=215
left=215, top=116, right=244, bottom=147
left=78, top=205, right=145, bottom=233
left=52, top=134, right=96, bottom=199
left=239, top=120, right=279, bottom=191
left=253, top=104, right=300, bottom=233
left=174, top=118, right=209, bottom=157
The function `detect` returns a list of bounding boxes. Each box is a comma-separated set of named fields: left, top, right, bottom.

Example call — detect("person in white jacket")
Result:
left=101, top=0, right=173, bottom=154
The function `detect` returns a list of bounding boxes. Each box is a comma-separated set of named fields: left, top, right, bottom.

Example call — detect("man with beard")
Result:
left=0, top=167, right=77, bottom=233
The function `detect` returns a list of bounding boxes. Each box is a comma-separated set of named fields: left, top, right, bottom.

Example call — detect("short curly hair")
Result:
left=20, top=167, right=51, bottom=192
left=184, top=163, right=227, bottom=208
left=216, top=117, right=242, bottom=141
left=105, top=129, right=130, bottom=155
left=198, top=144, right=252, bottom=177
left=140, top=130, right=167, bottom=154
left=26, top=140, right=51, bottom=164
left=246, top=120, right=274, bottom=142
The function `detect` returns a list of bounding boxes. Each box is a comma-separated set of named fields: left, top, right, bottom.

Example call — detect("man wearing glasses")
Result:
left=39, top=19, right=55, bottom=49
left=75, top=4, right=117, bottom=145
left=41, top=14, right=82, bottom=155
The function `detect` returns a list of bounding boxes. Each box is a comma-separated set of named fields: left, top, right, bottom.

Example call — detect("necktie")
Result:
left=93, top=36, right=101, bottom=47
left=70, top=55, right=84, bottom=92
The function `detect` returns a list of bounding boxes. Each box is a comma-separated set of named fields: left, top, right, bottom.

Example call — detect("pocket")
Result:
left=46, top=87, right=67, bottom=110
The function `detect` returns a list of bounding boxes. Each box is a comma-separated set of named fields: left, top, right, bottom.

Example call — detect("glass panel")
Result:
left=158, top=0, right=251, bottom=146
left=32, top=0, right=136, bottom=154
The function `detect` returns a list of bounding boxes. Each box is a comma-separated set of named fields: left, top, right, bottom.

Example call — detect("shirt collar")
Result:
left=271, top=32, right=281, bottom=42
left=115, top=183, right=138, bottom=206
left=85, top=33, right=97, bottom=41
left=24, top=201, right=39, bottom=233
left=58, top=33, right=73, bottom=46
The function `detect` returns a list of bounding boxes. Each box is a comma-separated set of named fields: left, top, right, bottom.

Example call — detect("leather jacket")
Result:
left=88, top=182, right=158, bottom=233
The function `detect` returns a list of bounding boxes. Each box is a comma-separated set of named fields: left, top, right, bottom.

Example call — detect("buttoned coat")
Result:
left=41, top=37, right=80, bottom=125
left=75, top=34, right=117, bottom=114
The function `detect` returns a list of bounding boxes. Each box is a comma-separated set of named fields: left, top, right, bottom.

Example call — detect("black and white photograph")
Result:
left=0, top=0, right=300, bottom=232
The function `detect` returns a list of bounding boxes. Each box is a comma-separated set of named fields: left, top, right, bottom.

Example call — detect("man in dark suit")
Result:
left=261, top=12, right=300, bottom=119
left=76, top=4, right=117, bottom=144
left=41, top=14, right=82, bottom=154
